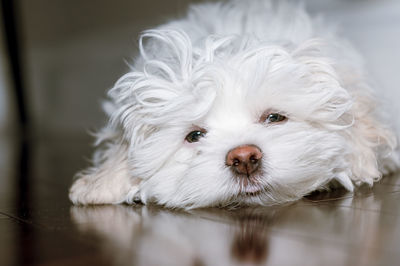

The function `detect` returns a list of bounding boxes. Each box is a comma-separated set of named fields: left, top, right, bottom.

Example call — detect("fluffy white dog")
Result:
left=70, top=0, right=399, bottom=208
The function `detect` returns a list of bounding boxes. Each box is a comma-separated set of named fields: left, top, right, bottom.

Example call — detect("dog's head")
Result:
left=87, top=30, right=397, bottom=208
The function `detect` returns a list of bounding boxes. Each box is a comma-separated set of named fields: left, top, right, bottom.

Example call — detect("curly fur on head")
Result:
left=69, top=0, right=399, bottom=209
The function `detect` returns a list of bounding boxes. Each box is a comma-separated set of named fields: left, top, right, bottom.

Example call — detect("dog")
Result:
left=69, top=0, right=399, bottom=209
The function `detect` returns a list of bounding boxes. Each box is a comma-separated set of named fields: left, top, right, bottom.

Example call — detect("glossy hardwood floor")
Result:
left=1, top=136, right=400, bottom=266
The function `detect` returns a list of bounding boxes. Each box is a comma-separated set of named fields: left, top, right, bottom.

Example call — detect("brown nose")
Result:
left=226, top=145, right=262, bottom=176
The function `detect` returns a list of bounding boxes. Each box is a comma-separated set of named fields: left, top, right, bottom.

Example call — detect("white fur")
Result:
left=69, top=0, right=399, bottom=209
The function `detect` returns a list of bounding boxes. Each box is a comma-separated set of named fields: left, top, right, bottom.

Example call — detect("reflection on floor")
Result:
left=1, top=136, right=400, bottom=266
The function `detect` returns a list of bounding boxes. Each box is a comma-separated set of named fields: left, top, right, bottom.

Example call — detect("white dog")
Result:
left=69, top=0, right=399, bottom=209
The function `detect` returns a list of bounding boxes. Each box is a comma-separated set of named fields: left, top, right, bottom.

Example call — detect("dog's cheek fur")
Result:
left=262, top=124, right=352, bottom=197
left=137, top=141, right=233, bottom=208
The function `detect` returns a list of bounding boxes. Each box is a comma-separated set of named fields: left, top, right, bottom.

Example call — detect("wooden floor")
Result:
left=1, top=135, right=400, bottom=266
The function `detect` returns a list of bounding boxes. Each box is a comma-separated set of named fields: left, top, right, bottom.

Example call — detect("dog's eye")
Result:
left=266, top=113, right=286, bottom=123
left=185, top=129, right=207, bottom=143
left=260, top=112, right=287, bottom=124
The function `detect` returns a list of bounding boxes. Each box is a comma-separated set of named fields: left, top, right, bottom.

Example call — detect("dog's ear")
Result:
left=69, top=130, right=141, bottom=205
left=107, top=30, right=215, bottom=146
left=107, top=30, right=195, bottom=145
left=347, top=88, right=399, bottom=186
left=294, top=40, right=399, bottom=187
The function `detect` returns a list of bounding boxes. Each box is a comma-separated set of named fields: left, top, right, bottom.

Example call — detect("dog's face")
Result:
left=137, top=88, right=349, bottom=208
left=118, top=31, right=362, bottom=208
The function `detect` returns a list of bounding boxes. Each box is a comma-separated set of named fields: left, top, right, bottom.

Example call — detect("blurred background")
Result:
left=1, top=0, right=400, bottom=139
left=1, top=1, right=400, bottom=266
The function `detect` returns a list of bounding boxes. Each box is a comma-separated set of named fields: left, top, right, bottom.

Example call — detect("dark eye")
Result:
left=266, top=113, right=286, bottom=123
left=260, top=112, right=287, bottom=124
left=185, top=129, right=207, bottom=143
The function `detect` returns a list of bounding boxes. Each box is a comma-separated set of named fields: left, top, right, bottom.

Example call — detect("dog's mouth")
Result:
left=242, top=184, right=263, bottom=194
left=236, top=175, right=265, bottom=196
left=241, top=186, right=265, bottom=197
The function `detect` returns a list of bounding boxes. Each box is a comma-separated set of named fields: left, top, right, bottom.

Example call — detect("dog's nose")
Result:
left=226, top=145, right=262, bottom=176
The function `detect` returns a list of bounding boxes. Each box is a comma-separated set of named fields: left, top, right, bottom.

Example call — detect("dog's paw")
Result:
left=69, top=173, right=135, bottom=205
left=69, top=177, right=120, bottom=205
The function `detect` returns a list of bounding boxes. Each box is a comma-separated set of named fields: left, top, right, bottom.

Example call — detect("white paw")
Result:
left=69, top=175, right=127, bottom=205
